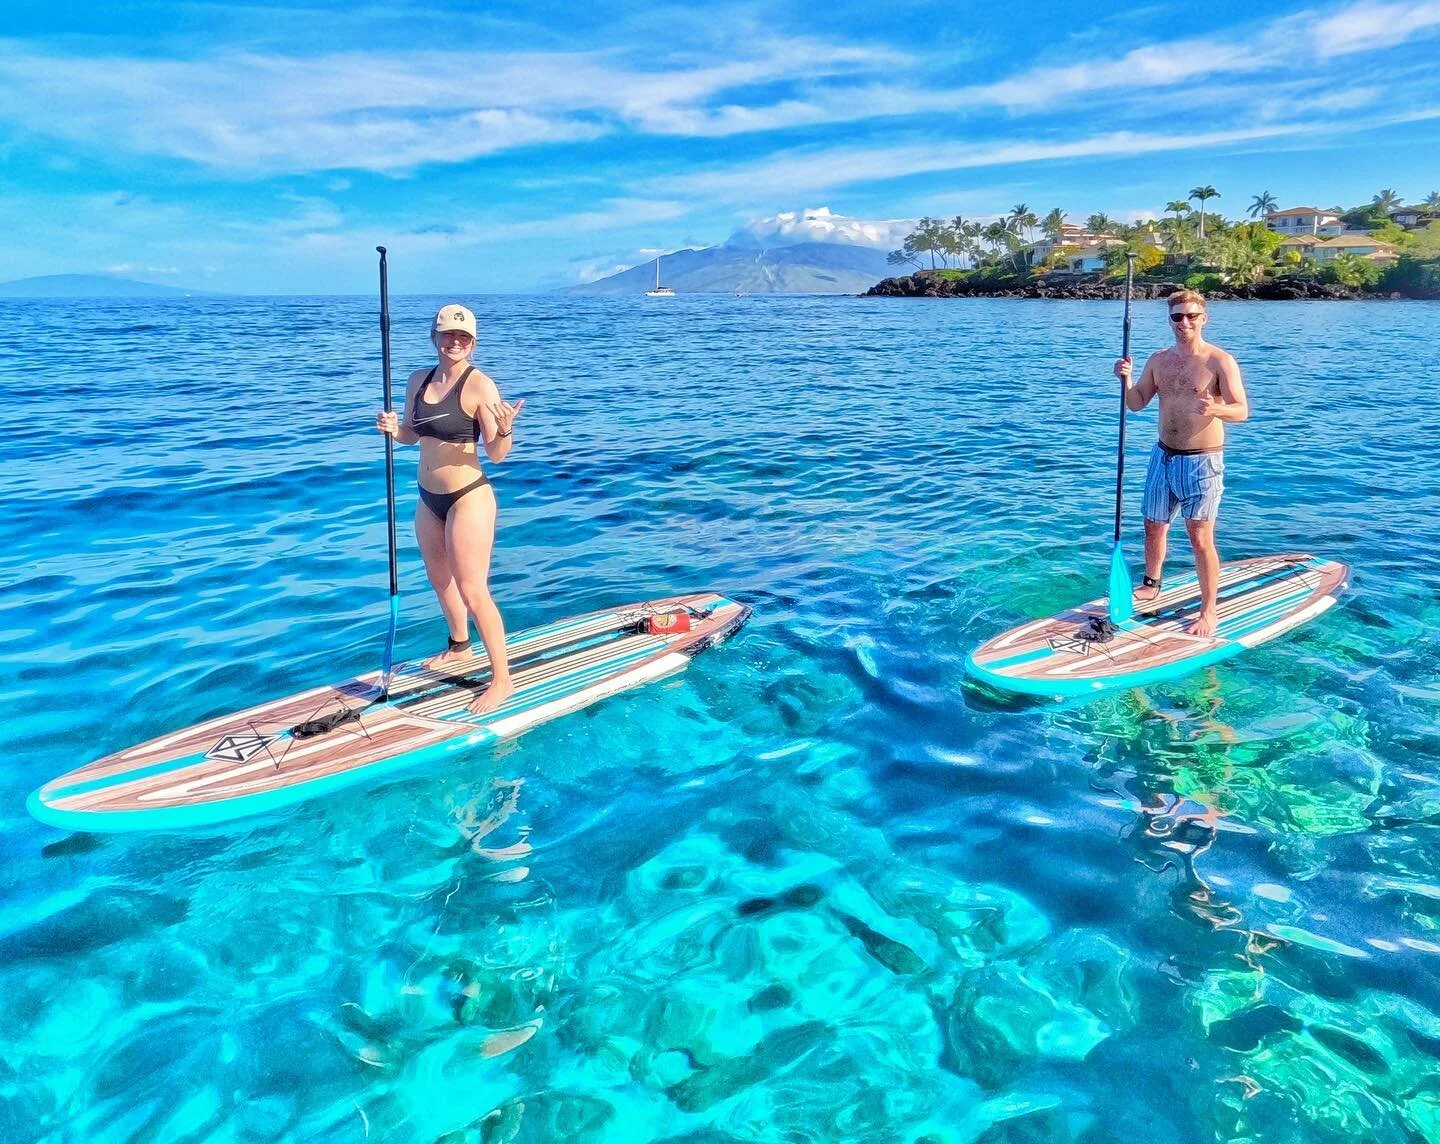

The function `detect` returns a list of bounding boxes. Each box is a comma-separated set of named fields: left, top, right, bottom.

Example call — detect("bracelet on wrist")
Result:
left=496, top=429, right=512, bottom=439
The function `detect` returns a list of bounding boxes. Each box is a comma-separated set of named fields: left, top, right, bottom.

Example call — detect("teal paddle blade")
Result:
left=1108, top=540, right=1133, bottom=624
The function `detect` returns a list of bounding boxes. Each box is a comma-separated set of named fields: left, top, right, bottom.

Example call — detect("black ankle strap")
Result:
left=448, top=636, right=471, bottom=652
left=1142, top=575, right=1162, bottom=590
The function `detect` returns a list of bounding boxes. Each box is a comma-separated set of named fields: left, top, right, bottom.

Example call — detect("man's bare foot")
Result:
left=467, top=677, right=515, bottom=715
left=1186, top=608, right=1218, bottom=638
left=424, top=644, right=472, bottom=671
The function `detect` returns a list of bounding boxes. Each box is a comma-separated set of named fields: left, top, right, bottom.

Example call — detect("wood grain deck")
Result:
left=37, top=593, right=749, bottom=820
left=969, top=555, right=1348, bottom=689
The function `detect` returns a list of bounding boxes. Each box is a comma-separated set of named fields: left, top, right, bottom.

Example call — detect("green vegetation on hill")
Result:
left=883, top=187, right=1440, bottom=299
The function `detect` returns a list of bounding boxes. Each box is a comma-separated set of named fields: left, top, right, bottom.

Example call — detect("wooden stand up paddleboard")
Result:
left=966, top=554, right=1348, bottom=698
left=29, top=593, right=750, bottom=832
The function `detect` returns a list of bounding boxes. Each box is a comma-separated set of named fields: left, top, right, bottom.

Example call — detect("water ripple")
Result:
left=2, top=295, right=1439, bottom=1141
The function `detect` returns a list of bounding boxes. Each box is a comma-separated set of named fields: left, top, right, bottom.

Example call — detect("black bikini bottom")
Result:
left=418, top=474, right=490, bottom=521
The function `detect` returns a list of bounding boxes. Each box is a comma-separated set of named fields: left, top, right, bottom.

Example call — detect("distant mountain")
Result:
left=562, top=242, right=893, bottom=295
left=0, top=275, right=200, bottom=298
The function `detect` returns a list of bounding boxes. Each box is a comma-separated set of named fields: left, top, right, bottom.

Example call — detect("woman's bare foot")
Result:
left=424, top=643, right=472, bottom=671
left=468, top=677, right=515, bottom=715
left=1186, top=608, right=1218, bottom=638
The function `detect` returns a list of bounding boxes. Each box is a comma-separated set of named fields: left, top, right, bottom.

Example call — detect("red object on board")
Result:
left=647, top=611, right=692, bottom=635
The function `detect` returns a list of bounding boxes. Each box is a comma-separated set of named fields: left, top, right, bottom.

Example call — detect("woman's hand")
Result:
left=487, top=398, right=525, bottom=439
left=376, top=410, right=400, bottom=438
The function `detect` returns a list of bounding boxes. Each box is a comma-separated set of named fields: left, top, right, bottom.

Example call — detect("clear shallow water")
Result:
left=2, top=293, right=1439, bottom=1143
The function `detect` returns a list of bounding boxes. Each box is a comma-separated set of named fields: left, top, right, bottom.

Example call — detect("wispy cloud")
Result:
left=0, top=37, right=900, bottom=174
left=1311, top=0, right=1440, bottom=56
left=2, top=1, right=1436, bottom=178
left=891, top=0, right=1440, bottom=113
left=654, top=124, right=1327, bottom=202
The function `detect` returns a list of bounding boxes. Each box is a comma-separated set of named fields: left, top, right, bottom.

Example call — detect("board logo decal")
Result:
left=1046, top=633, right=1116, bottom=660
left=206, top=732, right=275, bottom=763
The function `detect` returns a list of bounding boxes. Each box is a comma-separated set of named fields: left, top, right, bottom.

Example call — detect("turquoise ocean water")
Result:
left=3, top=294, right=1440, bottom=1142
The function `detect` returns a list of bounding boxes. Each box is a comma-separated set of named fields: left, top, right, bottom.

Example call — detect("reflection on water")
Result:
left=2, top=295, right=1439, bottom=1141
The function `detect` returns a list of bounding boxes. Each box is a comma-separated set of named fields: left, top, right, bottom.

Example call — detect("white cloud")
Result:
left=572, top=259, right=639, bottom=284
left=728, top=207, right=914, bottom=249
left=288, top=197, right=692, bottom=261
left=0, top=1, right=1432, bottom=182
left=885, top=0, right=1440, bottom=115
left=970, top=39, right=1274, bottom=111
left=656, top=125, right=1309, bottom=202
left=655, top=94, right=1440, bottom=207
left=1293, top=85, right=1383, bottom=112
left=0, top=37, right=901, bottom=175
left=1310, top=0, right=1440, bottom=56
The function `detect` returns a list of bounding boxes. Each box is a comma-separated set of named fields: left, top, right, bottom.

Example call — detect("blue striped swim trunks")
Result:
left=1142, top=443, right=1225, bottom=523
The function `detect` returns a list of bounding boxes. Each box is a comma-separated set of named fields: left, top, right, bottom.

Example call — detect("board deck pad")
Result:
left=966, top=554, right=1348, bottom=698
left=30, top=593, right=750, bottom=832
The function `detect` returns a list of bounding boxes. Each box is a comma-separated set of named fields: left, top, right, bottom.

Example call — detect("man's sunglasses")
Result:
left=1170, top=311, right=1203, bottom=323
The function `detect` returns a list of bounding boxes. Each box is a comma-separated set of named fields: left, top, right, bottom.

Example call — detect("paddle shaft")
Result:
left=377, top=247, right=399, bottom=684
left=1112, top=253, right=1136, bottom=543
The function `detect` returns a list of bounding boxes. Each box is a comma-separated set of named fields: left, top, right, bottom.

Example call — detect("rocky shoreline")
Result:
left=864, top=272, right=1402, bottom=301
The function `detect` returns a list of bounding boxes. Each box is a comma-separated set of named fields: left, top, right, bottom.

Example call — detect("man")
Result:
left=1113, top=289, right=1249, bottom=638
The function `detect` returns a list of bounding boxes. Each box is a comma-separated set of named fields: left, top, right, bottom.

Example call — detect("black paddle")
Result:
left=1107, top=252, right=1138, bottom=624
left=377, top=246, right=400, bottom=697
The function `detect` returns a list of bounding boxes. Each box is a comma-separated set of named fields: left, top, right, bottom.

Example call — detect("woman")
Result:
left=375, top=304, right=524, bottom=714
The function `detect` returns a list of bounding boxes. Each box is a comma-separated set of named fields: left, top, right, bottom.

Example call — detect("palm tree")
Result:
left=950, top=216, right=972, bottom=267
left=1159, top=216, right=1189, bottom=256
left=901, top=233, right=926, bottom=269
left=1041, top=208, right=1066, bottom=240
left=1086, top=212, right=1115, bottom=236
left=1372, top=188, right=1404, bottom=213
left=1423, top=191, right=1440, bottom=210
left=937, top=226, right=962, bottom=269
left=1248, top=191, right=1278, bottom=218
left=978, top=220, right=1020, bottom=273
left=1189, top=185, right=1220, bottom=240
left=914, top=217, right=942, bottom=269
left=981, top=220, right=1009, bottom=255
left=1010, top=203, right=1039, bottom=243
left=962, top=221, right=984, bottom=267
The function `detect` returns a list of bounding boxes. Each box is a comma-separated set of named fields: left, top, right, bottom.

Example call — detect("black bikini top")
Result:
left=411, top=366, right=479, bottom=444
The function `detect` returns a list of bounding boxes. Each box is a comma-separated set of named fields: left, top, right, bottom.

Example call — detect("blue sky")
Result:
left=3, top=0, right=1439, bottom=293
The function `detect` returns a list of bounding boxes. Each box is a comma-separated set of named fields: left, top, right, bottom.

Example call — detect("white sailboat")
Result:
left=645, top=254, right=675, bottom=297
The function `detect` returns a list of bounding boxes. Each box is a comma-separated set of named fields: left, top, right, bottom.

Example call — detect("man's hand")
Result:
left=1114, top=358, right=1132, bottom=387
left=1195, top=392, right=1219, bottom=417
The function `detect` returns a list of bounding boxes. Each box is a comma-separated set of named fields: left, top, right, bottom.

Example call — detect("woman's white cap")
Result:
left=434, top=304, right=477, bottom=338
